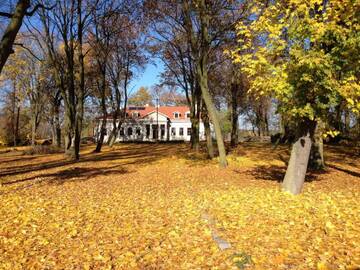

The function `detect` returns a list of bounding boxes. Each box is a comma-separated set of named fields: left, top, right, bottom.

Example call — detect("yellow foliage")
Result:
left=0, top=143, right=359, bottom=269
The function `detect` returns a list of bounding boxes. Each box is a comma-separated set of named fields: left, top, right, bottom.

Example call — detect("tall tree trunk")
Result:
left=282, top=120, right=316, bottom=195
left=190, top=89, right=201, bottom=151
left=11, top=85, right=16, bottom=146
left=230, top=84, right=239, bottom=148
left=335, top=104, right=342, bottom=132
left=31, top=115, right=36, bottom=146
left=95, top=68, right=107, bottom=153
left=198, top=69, right=227, bottom=167
left=202, top=105, right=214, bottom=159
left=344, top=109, right=350, bottom=136
left=108, top=108, right=127, bottom=148
left=0, top=0, right=30, bottom=74
left=357, top=116, right=360, bottom=141
left=309, top=120, right=325, bottom=171
left=54, top=103, right=61, bottom=147
left=75, top=0, right=85, bottom=160
left=15, top=106, right=20, bottom=146
left=195, top=0, right=227, bottom=167
left=95, top=118, right=107, bottom=152
left=265, top=112, right=270, bottom=136
left=190, top=114, right=200, bottom=150
left=30, top=104, right=40, bottom=146
left=64, top=103, right=77, bottom=159
left=108, top=120, right=122, bottom=147
left=107, top=114, right=117, bottom=146
left=50, top=101, right=61, bottom=147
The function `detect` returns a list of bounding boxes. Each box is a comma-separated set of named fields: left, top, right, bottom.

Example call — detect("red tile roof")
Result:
left=128, top=106, right=190, bottom=120
left=96, top=106, right=191, bottom=120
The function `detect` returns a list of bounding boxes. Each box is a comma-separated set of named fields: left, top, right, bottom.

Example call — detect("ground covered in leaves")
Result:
left=0, top=143, right=359, bottom=270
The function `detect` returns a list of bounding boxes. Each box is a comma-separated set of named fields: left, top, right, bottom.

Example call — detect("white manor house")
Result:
left=95, top=105, right=210, bottom=142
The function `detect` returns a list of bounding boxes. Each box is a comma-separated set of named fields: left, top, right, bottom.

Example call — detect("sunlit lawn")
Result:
left=0, top=143, right=359, bottom=269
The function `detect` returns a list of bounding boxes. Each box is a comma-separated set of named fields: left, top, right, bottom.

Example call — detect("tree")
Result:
left=182, top=0, right=232, bottom=167
left=128, top=86, right=153, bottom=106
left=0, top=49, right=29, bottom=145
left=36, top=0, right=91, bottom=160
left=106, top=2, right=147, bottom=147
left=88, top=0, right=117, bottom=153
left=0, top=0, right=53, bottom=74
left=231, top=0, right=360, bottom=194
left=151, top=85, right=187, bottom=107
left=146, top=0, right=204, bottom=151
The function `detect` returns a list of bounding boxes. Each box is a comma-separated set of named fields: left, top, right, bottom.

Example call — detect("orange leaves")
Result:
left=0, top=143, right=359, bottom=269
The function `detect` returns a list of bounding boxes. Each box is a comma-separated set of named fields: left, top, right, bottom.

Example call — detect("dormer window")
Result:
left=185, top=112, right=191, bottom=118
left=132, top=112, right=141, bottom=118
left=174, top=112, right=181, bottom=119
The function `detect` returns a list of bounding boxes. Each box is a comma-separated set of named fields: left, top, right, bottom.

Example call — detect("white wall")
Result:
left=95, top=115, right=212, bottom=142
left=169, top=120, right=206, bottom=141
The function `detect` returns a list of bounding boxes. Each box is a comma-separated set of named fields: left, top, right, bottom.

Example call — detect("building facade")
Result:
left=95, top=105, right=210, bottom=142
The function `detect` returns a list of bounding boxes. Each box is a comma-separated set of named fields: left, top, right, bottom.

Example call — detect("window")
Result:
left=186, top=112, right=191, bottom=118
left=160, top=124, right=165, bottom=138
left=128, top=127, right=133, bottom=136
left=171, top=127, right=176, bottom=136
left=146, top=125, right=150, bottom=138
left=136, top=127, right=141, bottom=135
left=174, top=112, right=179, bottom=119
left=152, top=125, right=158, bottom=139
left=187, top=128, right=192, bottom=136
left=179, top=127, right=184, bottom=136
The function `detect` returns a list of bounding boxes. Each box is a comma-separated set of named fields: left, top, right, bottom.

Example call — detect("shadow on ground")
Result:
left=1, top=142, right=358, bottom=189
left=237, top=165, right=330, bottom=183
left=0, top=143, right=191, bottom=186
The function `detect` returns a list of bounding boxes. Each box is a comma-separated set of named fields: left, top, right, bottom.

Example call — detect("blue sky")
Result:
left=129, top=59, right=165, bottom=95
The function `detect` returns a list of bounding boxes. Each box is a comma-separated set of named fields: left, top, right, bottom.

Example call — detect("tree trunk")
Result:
left=344, top=109, right=350, bottom=136
left=265, top=112, right=270, bottom=136
left=30, top=104, right=40, bottom=146
left=309, top=120, right=325, bottom=171
left=230, top=86, right=239, bottom=148
left=202, top=105, right=214, bottom=159
left=95, top=117, right=107, bottom=152
left=50, top=102, right=61, bottom=147
left=15, top=106, right=20, bottom=146
left=73, top=0, right=85, bottom=160
left=107, top=115, right=117, bottom=146
left=190, top=91, right=200, bottom=151
left=190, top=114, right=200, bottom=150
left=282, top=120, right=316, bottom=195
left=108, top=126, right=119, bottom=147
left=31, top=115, right=36, bottom=146
left=357, top=116, right=360, bottom=141
left=64, top=104, right=78, bottom=159
left=54, top=104, right=61, bottom=147
left=195, top=0, right=227, bottom=167
left=0, top=0, right=30, bottom=74
left=335, top=104, right=342, bottom=132
left=95, top=93, right=107, bottom=153
left=109, top=103, right=127, bottom=148
left=198, top=69, right=227, bottom=167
